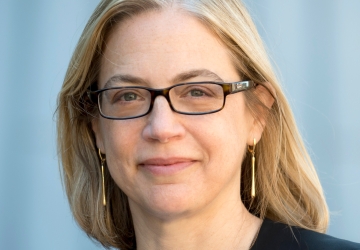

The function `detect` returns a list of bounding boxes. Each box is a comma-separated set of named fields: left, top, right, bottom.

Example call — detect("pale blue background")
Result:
left=0, top=1, right=359, bottom=249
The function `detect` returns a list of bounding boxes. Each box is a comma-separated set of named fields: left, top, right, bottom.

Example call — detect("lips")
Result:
left=139, top=157, right=196, bottom=175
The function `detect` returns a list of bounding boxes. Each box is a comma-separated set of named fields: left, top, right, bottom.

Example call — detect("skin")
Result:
left=93, top=7, right=267, bottom=250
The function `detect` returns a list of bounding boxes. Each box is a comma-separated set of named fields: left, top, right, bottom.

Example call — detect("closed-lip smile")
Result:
left=139, top=157, right=196, bottom=175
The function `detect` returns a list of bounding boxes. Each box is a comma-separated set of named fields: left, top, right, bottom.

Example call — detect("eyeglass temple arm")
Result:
left=230, top=80, right=255, bottom=93
left=87, top=90, right=99, bottom=103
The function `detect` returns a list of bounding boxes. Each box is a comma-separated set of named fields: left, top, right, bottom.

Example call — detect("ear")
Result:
left=247, top=82, right=275, bottom=145
left=91, top=118, right=105, bottom=153
left=254, top=82, right=275, bottom=109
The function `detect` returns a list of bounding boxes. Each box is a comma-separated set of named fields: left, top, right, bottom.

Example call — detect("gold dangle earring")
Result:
left=98, top=149, right=106, bottom=206
left=248, top=138, right=257, bottom=198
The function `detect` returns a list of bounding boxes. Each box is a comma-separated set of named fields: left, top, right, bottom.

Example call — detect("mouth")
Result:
left=139, top=158, right=196, bottom=175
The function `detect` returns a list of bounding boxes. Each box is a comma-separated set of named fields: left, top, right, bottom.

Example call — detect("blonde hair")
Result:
left=57, top=0, right=329, bottom=248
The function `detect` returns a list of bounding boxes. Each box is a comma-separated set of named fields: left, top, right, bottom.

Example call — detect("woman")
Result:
left=57, top=0, right=360, bottom=249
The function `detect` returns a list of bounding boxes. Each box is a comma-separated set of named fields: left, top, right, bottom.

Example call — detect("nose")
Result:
left=142, top=96, right=186, bottom=143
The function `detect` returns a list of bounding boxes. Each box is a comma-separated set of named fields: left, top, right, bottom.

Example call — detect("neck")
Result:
left=131, top=197, right=262, bottom=250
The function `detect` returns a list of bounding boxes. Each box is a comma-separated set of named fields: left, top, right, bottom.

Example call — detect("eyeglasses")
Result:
left=87, top=80, right=255, bottom=120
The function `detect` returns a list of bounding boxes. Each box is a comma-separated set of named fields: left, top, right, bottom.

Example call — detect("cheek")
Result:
left=100, top=119, right=143, bottom=152
left=99, top=120, right=143, bottom=185
left=217, top=98, right=252, bottom=163
left=188, top=110, right=248, bottom=171
left=228, top=96, right=253, bottom=139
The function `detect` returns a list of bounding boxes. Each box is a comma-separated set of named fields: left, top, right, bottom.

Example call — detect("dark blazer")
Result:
left=251, top=219, right=360, bottom=250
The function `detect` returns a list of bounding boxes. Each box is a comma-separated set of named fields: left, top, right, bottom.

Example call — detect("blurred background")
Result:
left=0, top=0, right=359, bottom=249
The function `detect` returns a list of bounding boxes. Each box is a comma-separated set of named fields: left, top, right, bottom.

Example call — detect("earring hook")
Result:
left=248, top=138, right=256, bottom=155
left=98, top=149, right=105, bottom=163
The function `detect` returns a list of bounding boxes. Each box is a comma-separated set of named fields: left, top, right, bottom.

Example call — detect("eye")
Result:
left=121, top=92, right=138, bottom=101
left=181, top=85, right=215, bottom=98
left=108, top=89, right=146, bottom=104
left=189, top=89, right=206, bottom=97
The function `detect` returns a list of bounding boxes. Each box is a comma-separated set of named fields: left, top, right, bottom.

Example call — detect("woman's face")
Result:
left=93, top=8, right=260, bottom=219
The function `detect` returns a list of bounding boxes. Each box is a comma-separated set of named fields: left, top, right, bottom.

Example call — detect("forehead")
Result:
left=99, top=8, right=238, bottom=87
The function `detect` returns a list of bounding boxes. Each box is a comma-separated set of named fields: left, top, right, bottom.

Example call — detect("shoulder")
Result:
left=251, top=218, right=360, bottom=250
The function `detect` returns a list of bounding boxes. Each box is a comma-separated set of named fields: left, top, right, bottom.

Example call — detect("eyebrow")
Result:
left=103, top=74, right=147, bottom=89
left=103, top=69, right=224, bottom=89
left=172, top=69, right=224, bottom=83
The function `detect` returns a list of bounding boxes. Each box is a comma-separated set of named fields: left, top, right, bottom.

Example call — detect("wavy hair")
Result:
left=57, top=0, right=329, bottom=248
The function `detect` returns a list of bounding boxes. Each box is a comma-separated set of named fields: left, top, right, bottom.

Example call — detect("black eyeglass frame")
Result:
left=87, top=80, right=256, bottom=120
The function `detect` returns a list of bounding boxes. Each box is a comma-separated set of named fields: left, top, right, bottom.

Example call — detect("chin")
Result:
left=140, top=184, right=198, bottom=220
